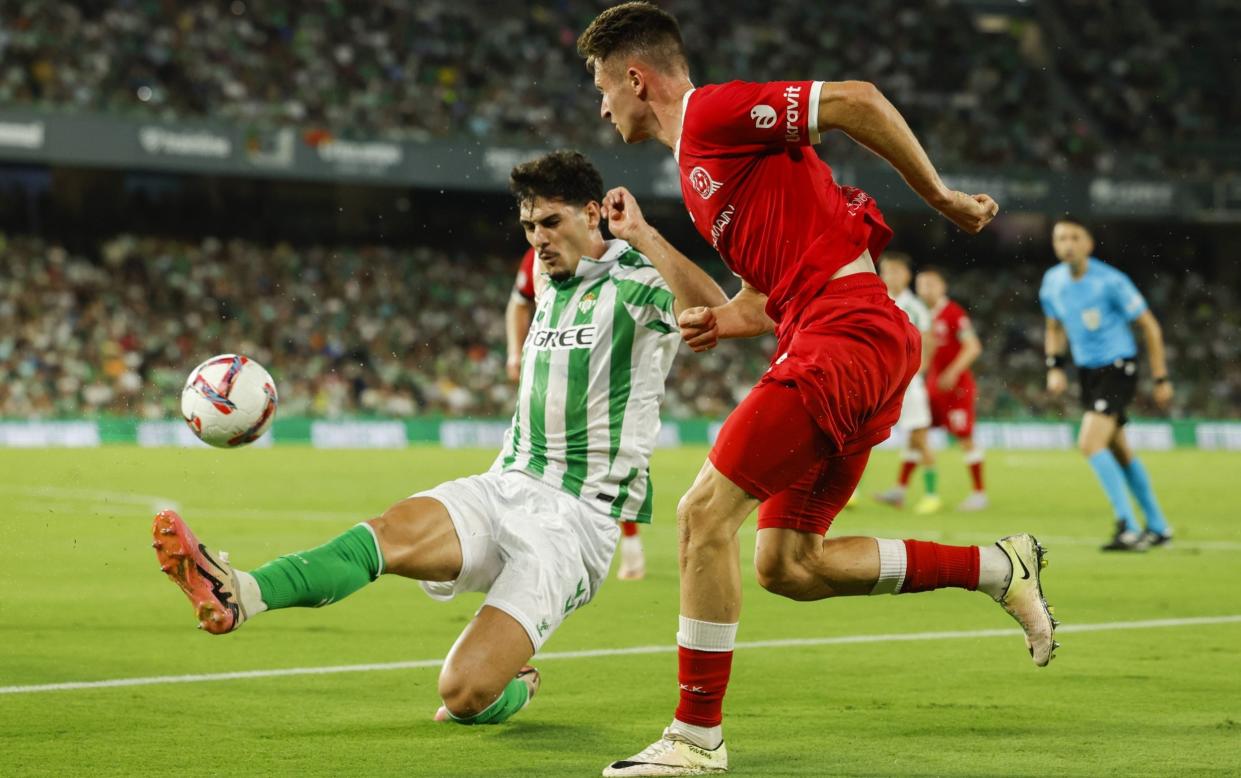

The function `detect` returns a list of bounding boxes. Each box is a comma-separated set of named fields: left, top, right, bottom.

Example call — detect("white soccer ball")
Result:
left=181, top=354, right=278, bottom=448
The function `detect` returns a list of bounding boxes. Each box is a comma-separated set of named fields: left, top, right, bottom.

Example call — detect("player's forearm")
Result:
left=948, top=338, right=981, bottom=375
left=629, top=225, right=728, bottom=312
left=818, top=81, right=951, bottom=211
left=1139, top=316, right=1169, bottom=378
left=1044, top=321, right=1067, bottom=357
left=716, top=285, right=774, bottom=339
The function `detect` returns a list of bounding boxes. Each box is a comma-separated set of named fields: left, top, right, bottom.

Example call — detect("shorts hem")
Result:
left=483, top=595, right=545, bottom=652
left=755, top=516, right=833, bottom=535
left=412, top=487, right=476, bottom=602
left=707, top=447, right=775, bottom=502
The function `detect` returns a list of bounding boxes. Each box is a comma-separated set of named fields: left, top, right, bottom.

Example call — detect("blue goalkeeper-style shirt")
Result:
left=1039, top=258, right=1147, bottom=369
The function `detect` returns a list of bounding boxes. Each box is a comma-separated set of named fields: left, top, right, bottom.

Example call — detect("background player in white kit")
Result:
left=872, top=252, right=942, bottom=514
left=151, top=150, right=726, bottom=728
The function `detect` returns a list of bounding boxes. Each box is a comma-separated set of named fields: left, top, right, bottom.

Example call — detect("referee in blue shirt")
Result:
left=1040, top=217, right=1173, bottom=551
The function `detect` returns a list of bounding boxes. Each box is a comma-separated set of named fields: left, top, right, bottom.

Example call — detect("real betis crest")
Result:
left=578, top=291, right=598, bottom=314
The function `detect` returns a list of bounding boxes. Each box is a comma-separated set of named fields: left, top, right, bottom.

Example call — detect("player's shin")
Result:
left=671, top=616, right=736, bottom=749
left=1086, top=450, right=1140, bottom=532
left=247, top=523, right=384, bottom=612
left=1121, top=457, right=1170, bottom=535
left=870, top=538, right=999, bottom=595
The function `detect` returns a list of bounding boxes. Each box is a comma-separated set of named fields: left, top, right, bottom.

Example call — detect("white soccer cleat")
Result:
left=995, top=534, right=1058, bottom=667
left=617, top=536, right=646, bottom=581
left=958, top=491, right=990, bottom=512
left=603, top=729, right=728, bottom=776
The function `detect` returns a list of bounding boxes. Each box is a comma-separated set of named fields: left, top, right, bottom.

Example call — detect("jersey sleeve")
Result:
left=616, top=267, right=678, bottom=334
left=952, top=305, right=977, bottom=341
left=1038, top=272, right=1060, bottom=320
left=1108, top=268, right=1148, bottom=322
left=513, top=248, right=537, bottom=301
left=686, top=80, right=823, bottom=153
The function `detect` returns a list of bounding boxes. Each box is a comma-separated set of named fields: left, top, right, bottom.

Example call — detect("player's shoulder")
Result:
left=610, top=247, right=668, bottom=286
left=1041, top=262, right=1068, bottom=284
left=1090, top=257, right=1131, bottom=282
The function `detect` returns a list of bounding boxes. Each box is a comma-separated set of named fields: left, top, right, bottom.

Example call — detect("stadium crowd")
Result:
left=1, top=234, right=1237, bottom=422
left=5, top=0, right=1233, bottom=174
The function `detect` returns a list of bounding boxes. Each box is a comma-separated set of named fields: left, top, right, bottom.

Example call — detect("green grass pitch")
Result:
left=2, top=446, right=1240, bottom=776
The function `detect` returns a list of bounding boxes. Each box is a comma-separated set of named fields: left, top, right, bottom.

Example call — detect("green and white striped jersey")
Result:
left=493, top=239, right=679, bottom=523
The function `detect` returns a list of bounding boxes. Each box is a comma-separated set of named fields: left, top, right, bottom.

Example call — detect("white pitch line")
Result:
left=3, top=614, right=1240, bottom=696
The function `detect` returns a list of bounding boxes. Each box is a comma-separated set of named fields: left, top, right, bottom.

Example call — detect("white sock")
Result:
left=976, top=544, right=1012, bottom=601
left=669, top=718, right=723, bottom=750
left=870, top=538, right=907, bottom=595
left=235, top=570, right=268, bottom=616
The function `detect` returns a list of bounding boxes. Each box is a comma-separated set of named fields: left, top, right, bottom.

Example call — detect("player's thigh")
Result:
left=679, top=458, right=762, bottom=541
left=438, top=605, right=534, bottom=707
left=1078, top=411, right=1119, bottom=456
left=756, top=448, right=871, bottom=536
left=708, top=379, right=830, bottom=503
left=368, top=496, right=462, bottom=581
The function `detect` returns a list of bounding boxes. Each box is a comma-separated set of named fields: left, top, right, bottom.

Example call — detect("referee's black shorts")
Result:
left=1079, top=358, right=1138, bottom=425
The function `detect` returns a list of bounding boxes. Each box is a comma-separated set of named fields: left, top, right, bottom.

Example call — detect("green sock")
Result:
left=448, top=677, right=531, bottom=725
left=923, top=468, right=938, bottom=496
left=250, top=524, right=383, bottom=610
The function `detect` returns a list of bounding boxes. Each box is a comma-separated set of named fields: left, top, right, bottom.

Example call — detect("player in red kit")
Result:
left=579, top=4, right=1056, bottom=775
left=917, top=267, right=988, bottom=511
left=504, top=246, right=647, bottom=580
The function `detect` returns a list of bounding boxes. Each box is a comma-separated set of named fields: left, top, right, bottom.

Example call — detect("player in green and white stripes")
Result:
left=151, top=150, right=726, bottom=732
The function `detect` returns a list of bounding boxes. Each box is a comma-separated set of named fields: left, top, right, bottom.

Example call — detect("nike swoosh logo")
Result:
left=1012, top=547, right=1031, bottom=580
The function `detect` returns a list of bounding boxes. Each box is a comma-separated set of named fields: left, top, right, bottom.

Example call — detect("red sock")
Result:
left=674, top=646, right=733, bottom=727
left=621, top=521, right=639, bottom=538
left=897, top=460, right=918, bottom=487
left=900, top=540, right=980, bottom=592
left=968, top=461, right=985, bottom=492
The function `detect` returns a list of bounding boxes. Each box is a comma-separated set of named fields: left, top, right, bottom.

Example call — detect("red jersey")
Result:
left=676, top=80, right=893, bottom=324
left=514, top=247, right=536, bottom=301
left=929, top=299, right=976, bottom=382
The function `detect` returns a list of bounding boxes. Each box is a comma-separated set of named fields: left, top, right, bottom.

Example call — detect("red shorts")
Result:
left=929, top=373, right=976, bottom=438
left=709, top=274, right=920, bottom=535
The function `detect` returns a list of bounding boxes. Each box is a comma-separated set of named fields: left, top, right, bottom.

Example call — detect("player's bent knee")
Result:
left=437, top=669, right=501, bottom=719
left=753, top=552, right=815, bottom=601
left=676, top=490, right=733, bottom=552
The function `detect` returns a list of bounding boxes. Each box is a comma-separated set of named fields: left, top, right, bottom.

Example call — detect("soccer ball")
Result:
left=181, top=354, right=278, bottom=448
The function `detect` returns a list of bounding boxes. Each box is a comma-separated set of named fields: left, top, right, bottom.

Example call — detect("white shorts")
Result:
left=896, top=372, right=932, bottom=432
left=415, top=470, right=620, bottom=651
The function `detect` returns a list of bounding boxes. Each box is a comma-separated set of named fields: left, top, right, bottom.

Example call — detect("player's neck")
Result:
left=650, top=80, right=695, bottom=150
left=1068, top=257, right=1089, bottom=279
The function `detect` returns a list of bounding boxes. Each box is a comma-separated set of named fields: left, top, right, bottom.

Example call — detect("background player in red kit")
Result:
left=579, top=4, right=1056, bottom=775
left=917, top=267, right=988, bottom=512
left=504, top=245, right=647, bottom=580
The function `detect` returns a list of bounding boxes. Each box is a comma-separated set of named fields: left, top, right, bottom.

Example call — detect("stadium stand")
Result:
left=6, top=0, right=1235, bottom=173
left=2, top=234, right=1237, bottom=421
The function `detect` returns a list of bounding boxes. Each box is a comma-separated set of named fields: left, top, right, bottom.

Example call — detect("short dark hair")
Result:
left=577, top=2, right=688, bottom=74
left=917, top=264, right=947, bottom=280
left=880, top=251, right=912, bottom=270
left=1054, top=214, right=1091, bottom=232
left=509, top=150, right=604, bottom=209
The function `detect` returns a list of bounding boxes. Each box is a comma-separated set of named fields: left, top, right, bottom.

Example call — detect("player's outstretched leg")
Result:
left=153, top=496, right=460, bottom=632
left=153, top=509, right=384, bottom=633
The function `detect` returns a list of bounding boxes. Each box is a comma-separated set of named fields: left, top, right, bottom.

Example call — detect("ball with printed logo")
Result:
left=181, top=354, right=279, bottom=448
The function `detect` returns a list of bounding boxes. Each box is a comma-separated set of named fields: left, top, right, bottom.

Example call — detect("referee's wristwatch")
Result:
left=1046, top=354, right=1068, bottom=370
left=1153, top=375, right=1171, bottom=385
